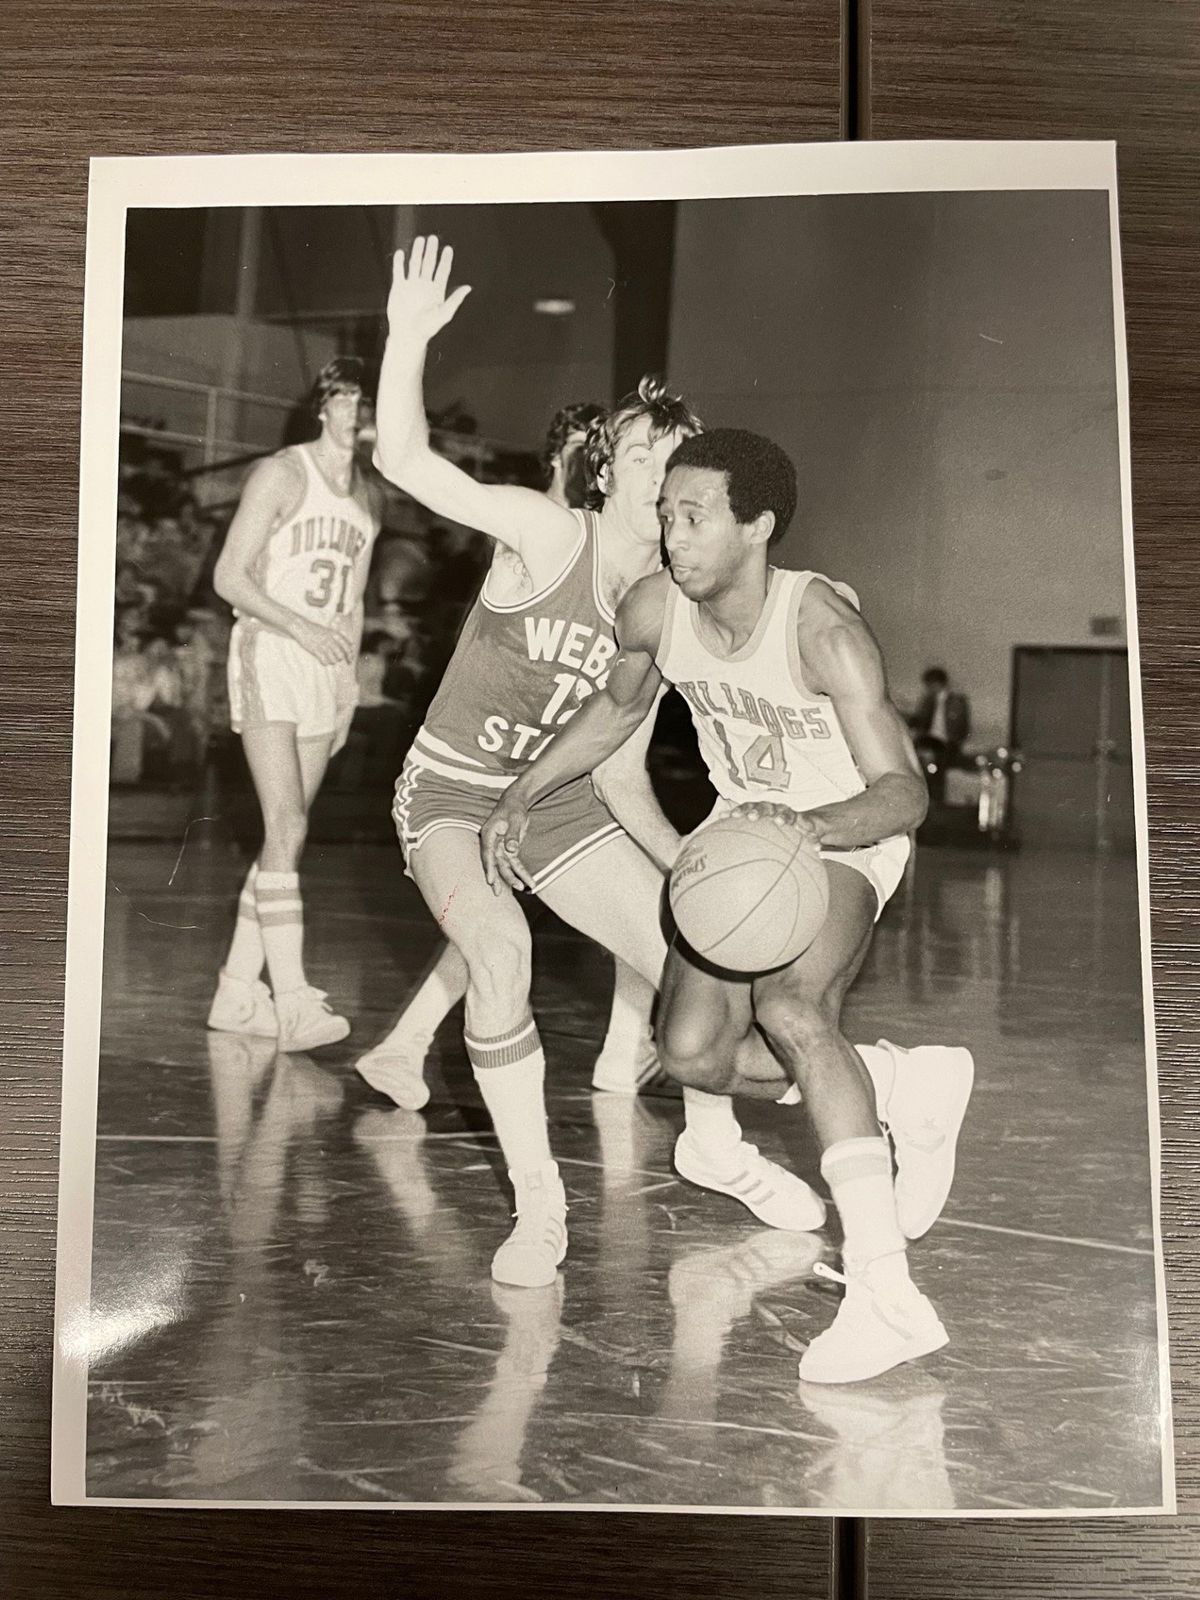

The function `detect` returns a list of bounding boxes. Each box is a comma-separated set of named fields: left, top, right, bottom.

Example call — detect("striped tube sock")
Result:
left=464, top=1009, right=552, bottom=1175
left=820, top=1135, right=910, bottom=1289
left=255, top=870, right=306, bottom=995
left=223, top=862, right=266, bottom=981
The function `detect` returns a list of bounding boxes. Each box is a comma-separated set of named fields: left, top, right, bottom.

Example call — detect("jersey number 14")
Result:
left=714, top=720, right=790, bottom=790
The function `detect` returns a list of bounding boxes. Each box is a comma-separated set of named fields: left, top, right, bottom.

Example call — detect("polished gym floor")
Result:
left=82, top=837, right=1168, bottom=1512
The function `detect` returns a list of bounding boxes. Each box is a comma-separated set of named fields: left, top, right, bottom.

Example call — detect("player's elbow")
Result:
left=899, top=770, right=929, bottom=831
left=212, top=557, right=238, bottom=607
left=372, top=436, right=422, bottom=489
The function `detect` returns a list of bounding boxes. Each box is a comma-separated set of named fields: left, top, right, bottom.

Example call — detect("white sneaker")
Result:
left=798, top=1260, right=948, bottom=1384
left=878, top=1039, right=975, bottom=1239
left=673, top=1130, right=827, bottom=1232
left=355, top=1035, right=432, bottom=1111
left=206, top=968, right=277, bottom=1038
left=592, top=1037, right=681, bottom=1098
left=275, top=986, right=350, bottom=1053
left=491, top=1162, right=568, bottom=1289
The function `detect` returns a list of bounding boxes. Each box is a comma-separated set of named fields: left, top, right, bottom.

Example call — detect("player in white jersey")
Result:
left=207, top=358, right=382, bottom=1053
left=354, top=399, right=669, bottom=1108
left=483, top=429, right=973, bottom=1383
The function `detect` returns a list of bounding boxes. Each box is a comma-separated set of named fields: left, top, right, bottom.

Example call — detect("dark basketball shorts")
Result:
left=392, top=754, right=626, bottom=894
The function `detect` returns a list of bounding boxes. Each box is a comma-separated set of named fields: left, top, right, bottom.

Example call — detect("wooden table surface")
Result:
left=1, top=3, right=1195, bottom=1594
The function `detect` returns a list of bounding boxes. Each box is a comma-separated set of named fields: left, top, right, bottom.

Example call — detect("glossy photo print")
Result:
left=53, top=143, right=1172, bottom=1515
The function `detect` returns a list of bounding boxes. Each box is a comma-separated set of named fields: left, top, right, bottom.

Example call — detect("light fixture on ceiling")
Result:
left=533, top=297, right=576, bottom=316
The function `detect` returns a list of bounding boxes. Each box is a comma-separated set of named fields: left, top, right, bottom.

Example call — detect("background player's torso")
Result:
left=657, top=568, right=867, bottom=812
left=418, top=510, right=619, bottom=780
left=253, top=444, right=377, bottom=626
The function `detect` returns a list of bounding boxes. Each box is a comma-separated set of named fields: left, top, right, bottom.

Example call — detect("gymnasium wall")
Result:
left=667, top=190, right=1127, bottom=747
left=414, top=201, right=616, bottom=450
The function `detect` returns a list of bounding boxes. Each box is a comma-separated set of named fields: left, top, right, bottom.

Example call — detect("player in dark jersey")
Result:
left=355, top=401, right=668, bottom=1108
left=371, top=237, right=827, bottom=1290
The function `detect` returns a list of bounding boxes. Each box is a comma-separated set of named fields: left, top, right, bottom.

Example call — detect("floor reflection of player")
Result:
left=660, top=1232, right=826, bottom=1427
left=356, top=399, right=667, bottom=1108
left=484, top=430, right=973, bottom=1383
left=183, top=1039, right=345, bottom=1495
left=368, top=239, right=819, bottom=1291
left=795, top=1373, right=954, bottom=1512
left=446, top=1280, right=566, bottom=1503
left=351, top=1107, right=475, bottom=1281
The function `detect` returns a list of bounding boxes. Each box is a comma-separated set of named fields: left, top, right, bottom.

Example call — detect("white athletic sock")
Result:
left=855, top=1043, right=896, bottom=1122
left=465, top=1009, right=553, bottom=1176
left=821, top=1136, right=910, bottom=1288
left=255, top=870, right=306, bottom=995
left=378, top=944, right=468, bottom=1049
left=597, top=961, right=655, bottom=1058
left=681, top=1087, right=744, bottom=1160
left=223, top=862, right=265, bottom=981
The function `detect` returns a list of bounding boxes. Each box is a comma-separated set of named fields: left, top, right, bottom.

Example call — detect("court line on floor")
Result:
left=934, top=1215, right=1154, bottom=1257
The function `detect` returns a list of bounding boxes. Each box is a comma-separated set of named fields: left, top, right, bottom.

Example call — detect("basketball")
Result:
left=668, top=816, right=830, bottom=972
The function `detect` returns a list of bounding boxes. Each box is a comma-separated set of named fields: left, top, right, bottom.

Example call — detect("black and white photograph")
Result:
left=53, top=143, right=1173, bottom=1516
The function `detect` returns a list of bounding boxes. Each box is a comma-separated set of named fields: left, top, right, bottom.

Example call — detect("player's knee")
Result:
left=656, top=1011, right=733, bottom=1093
left=755, top=991, right=836, bottom=1063
left=464, top=932, right=531, bottom=1009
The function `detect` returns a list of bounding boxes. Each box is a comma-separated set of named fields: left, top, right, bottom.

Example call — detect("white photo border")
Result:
left=53, top=140, right=1174, bottom=1516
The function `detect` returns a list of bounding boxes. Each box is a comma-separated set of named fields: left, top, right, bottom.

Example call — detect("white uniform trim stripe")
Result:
left=480, top=508, right=588, bottom=615
left=404, top=750, right=515, bottom=790
left=528, top=820, right=624, bottom=892
left=590, top=512, right=615, bottom=625
left=412, top=729, right=487, bottom=768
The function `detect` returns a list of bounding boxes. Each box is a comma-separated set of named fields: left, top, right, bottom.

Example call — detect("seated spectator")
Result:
left=909, top=666, right=971, bottom=804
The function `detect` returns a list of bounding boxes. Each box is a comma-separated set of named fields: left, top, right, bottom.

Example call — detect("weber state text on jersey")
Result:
left=413, top=510, right=618, bottom=783
left=656, top=568, right=870, bottom=813
left=251, top=444, right=377, bottom=624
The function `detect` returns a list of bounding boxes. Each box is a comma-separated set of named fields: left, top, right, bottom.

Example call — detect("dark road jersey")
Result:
left=411, top=509, right=618, bottom=787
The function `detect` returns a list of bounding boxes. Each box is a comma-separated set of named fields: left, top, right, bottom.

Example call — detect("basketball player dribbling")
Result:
left=369, top=237, right=827, bottom=1290
left=355, top=399, right=669, bottom=1107
left=207, top=358, right=382, bottom=1053
left=482, top=429, right=974, bottom=1382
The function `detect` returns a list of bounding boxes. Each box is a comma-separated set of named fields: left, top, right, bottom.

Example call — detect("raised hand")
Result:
left=386, top=235, right=472, bottom=343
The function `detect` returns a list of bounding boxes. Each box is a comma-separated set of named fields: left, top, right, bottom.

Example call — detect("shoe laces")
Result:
left=812, top=1260, right=919, bottom=1338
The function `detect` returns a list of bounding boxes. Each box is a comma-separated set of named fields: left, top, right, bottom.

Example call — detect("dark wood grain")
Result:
left=866, top=3, right=1200, bottom=1593
left=0, top=3, right=842, bottom=1596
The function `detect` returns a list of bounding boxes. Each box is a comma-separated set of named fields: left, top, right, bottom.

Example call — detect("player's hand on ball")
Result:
left=481, top=798, right=534, bottom=895
left=731, top=801, right=820, bottom=847
left=290, top=616, right=355, bottom=666
left=387, top=236, right=472, bottom=341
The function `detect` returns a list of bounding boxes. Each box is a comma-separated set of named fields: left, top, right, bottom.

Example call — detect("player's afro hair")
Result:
left=582, top=375, right=703, bottom=510
left=665, top=428, right=798, bottom=545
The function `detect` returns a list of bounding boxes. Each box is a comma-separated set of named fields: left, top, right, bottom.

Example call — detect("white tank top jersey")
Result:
left=655, top=568, right=870, bottom=813
left=251, top=444, right=378, bottom=626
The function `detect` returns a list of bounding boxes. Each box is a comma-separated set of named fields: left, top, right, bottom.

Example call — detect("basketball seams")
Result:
left=671, top=819, right=829, bottom=967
